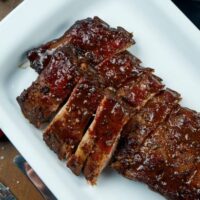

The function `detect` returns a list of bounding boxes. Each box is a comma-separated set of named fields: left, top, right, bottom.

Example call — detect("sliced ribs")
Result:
left=112, top=89, right=181, bottom=175
left=131, top=106, right=200, bottom=200
left=111, top=99, right=200, bottom=199
left=43, top=77, right=103, bottom=160
left=66, top=52, right=145, bottom=175
left=83, top=97, right=129, bottom=185
left=28, top=16, right=134, bottom=73
left=44, top=51, right=144, bottom=161
left=17, top=16, right=200, bottom=199
left=68, top=71, right=163, bottom=181
left=94, top=51, right=142, bottom=89
left=18, top=18, right=134, bottom=127
left=17, top=45, right=81, bottom=127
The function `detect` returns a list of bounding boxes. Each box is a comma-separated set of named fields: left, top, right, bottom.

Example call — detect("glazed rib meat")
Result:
left=83, top=97, right=129, bottom=185
left=17, top=45, right=81, bottom=127
left=112, top=89, right=181, bottom=175
left=94, top=51, right=142, bottom=89
left=122, top=89, right=181, bottom=143
left=112, top=100, right=200, bottom=200
left=117, top=72, right=164, bottom=108
left=116, top=106, right=200, bottom=200
left=28, top=16, right=134, bottom=73
left=18, top=18, right=134, bottom=127
left=66, top=52, right=144, bottom=175
left=68, top=71, right=163, bottom=179
left=43, top=77, right=103, bottom=160
left=83, top=73, right=164, bottom=184
left=17, top=16, right=200, bottom=200
left=67, top=97, right=128, bottom=178
left=44, top=51, right=144, bottom=162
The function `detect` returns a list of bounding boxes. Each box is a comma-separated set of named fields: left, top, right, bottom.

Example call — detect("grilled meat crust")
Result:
left=28, top=16, right=134, bottom=73
left=17, top=17, right=200, bottom=200
left=43, top=77, right=103, bottom=160
left=94, top=51, right=142, bottom=89
left=83, top=97, right=129, bottom=185
left=17, top=45, right=80, bottom=127
left=112, top=100, right=200, bottom=200
left=68, top=71, right=163, bottom=179
left=117, top=73, right=164, bottom=108
left=44, top=50, right=144, bottom=162
left=126, top=89, right=181, bottom=141
left=112, top=89, right=181, bottom=173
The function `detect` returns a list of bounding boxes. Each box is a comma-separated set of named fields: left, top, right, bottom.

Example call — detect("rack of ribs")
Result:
left=112, top=89, right=181, bottom=175
left=43, top=76, right=104, bottom=160
left=83, top=97, right=129, bottom=185
left=28, top=16, right=134, bottom=73
left=17, top=18, right=134, bottom=128
left=67, top=71, right=163, bottom=180
left=112, top=100, right=200, bottom=199
left=17, top=45, right=81, bottom=128
left=17, top=17, right=200, bottom=200
left=43, top=51, right=143, bottom=162
left=94, top=51, right=142, bottom=89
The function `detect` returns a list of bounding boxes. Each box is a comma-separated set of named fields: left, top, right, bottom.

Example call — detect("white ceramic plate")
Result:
left=0, top=0, right=200, bottom=199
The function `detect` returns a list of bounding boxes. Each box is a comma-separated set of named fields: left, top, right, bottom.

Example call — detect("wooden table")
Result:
left=0, top=1, right=43, bottom=199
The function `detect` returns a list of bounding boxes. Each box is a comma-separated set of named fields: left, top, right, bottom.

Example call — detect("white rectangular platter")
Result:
left=0, top=0, right=200, bottom=199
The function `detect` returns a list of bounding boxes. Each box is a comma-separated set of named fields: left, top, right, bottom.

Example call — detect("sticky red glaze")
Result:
left=17, top=46, right=81, bottom=127
left=137, top=106, right=200, bottom=199
left=113, top=89, right=181, bottom=172
left=84, top=98, right=129, bottom=184
left=43, top=77, right=103, bottom=159
left=95, top=51, right=143, bottom=88
left=69, top=17, right=134, bottom=65
left=114, top=105, right=200, bottom=200
left=28, top=17, right=134, bottom=73
left=89, top=98, right=128, bottom=153
left=19, top=49, right=144, bottom=128
left=124, top=89, right=181, bottom=145
left=42, top=47, right=80, bottom=100
left=117, top=73, right=164, bottom=109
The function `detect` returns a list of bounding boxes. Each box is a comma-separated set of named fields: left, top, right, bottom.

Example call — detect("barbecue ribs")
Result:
left=43, top=77, right=103, bottom=160
left=18, top=18, right=134, bottom=127
left=83, top=72, right=163, bottom=184
left=17, top=45, right=81, bottom=127
left=17, top=16, right=200, bottom=200
left=28, top=17, right=134, bottom=73
left=113, top=105, right=200, bottom=199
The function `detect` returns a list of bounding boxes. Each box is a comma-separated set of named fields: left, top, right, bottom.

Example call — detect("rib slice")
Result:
left=83, top=73, right=164, bottom=184
left=28, top=17, right=134, bottom=73
left=83, top=97, right=129, bottom=185
left=17, top=45, right=81, bottom=127
left=140, top=106, right=200, bottom=200
left=68, top=72, right=163, bottom=178
left=67, top=97, right=109, bottom=176
left=66, top=52, right=144, bottom=175
left=117, top=72, right=164, bottom=108
left=17, top=50, right=142, bottom=128
left=43, top=77, right=103, bottom=160
left=112, top=89, right=181, bottom=176
left=131, top=106, right=200, bottom=200
left=94, top=51, right=142, bottom=89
